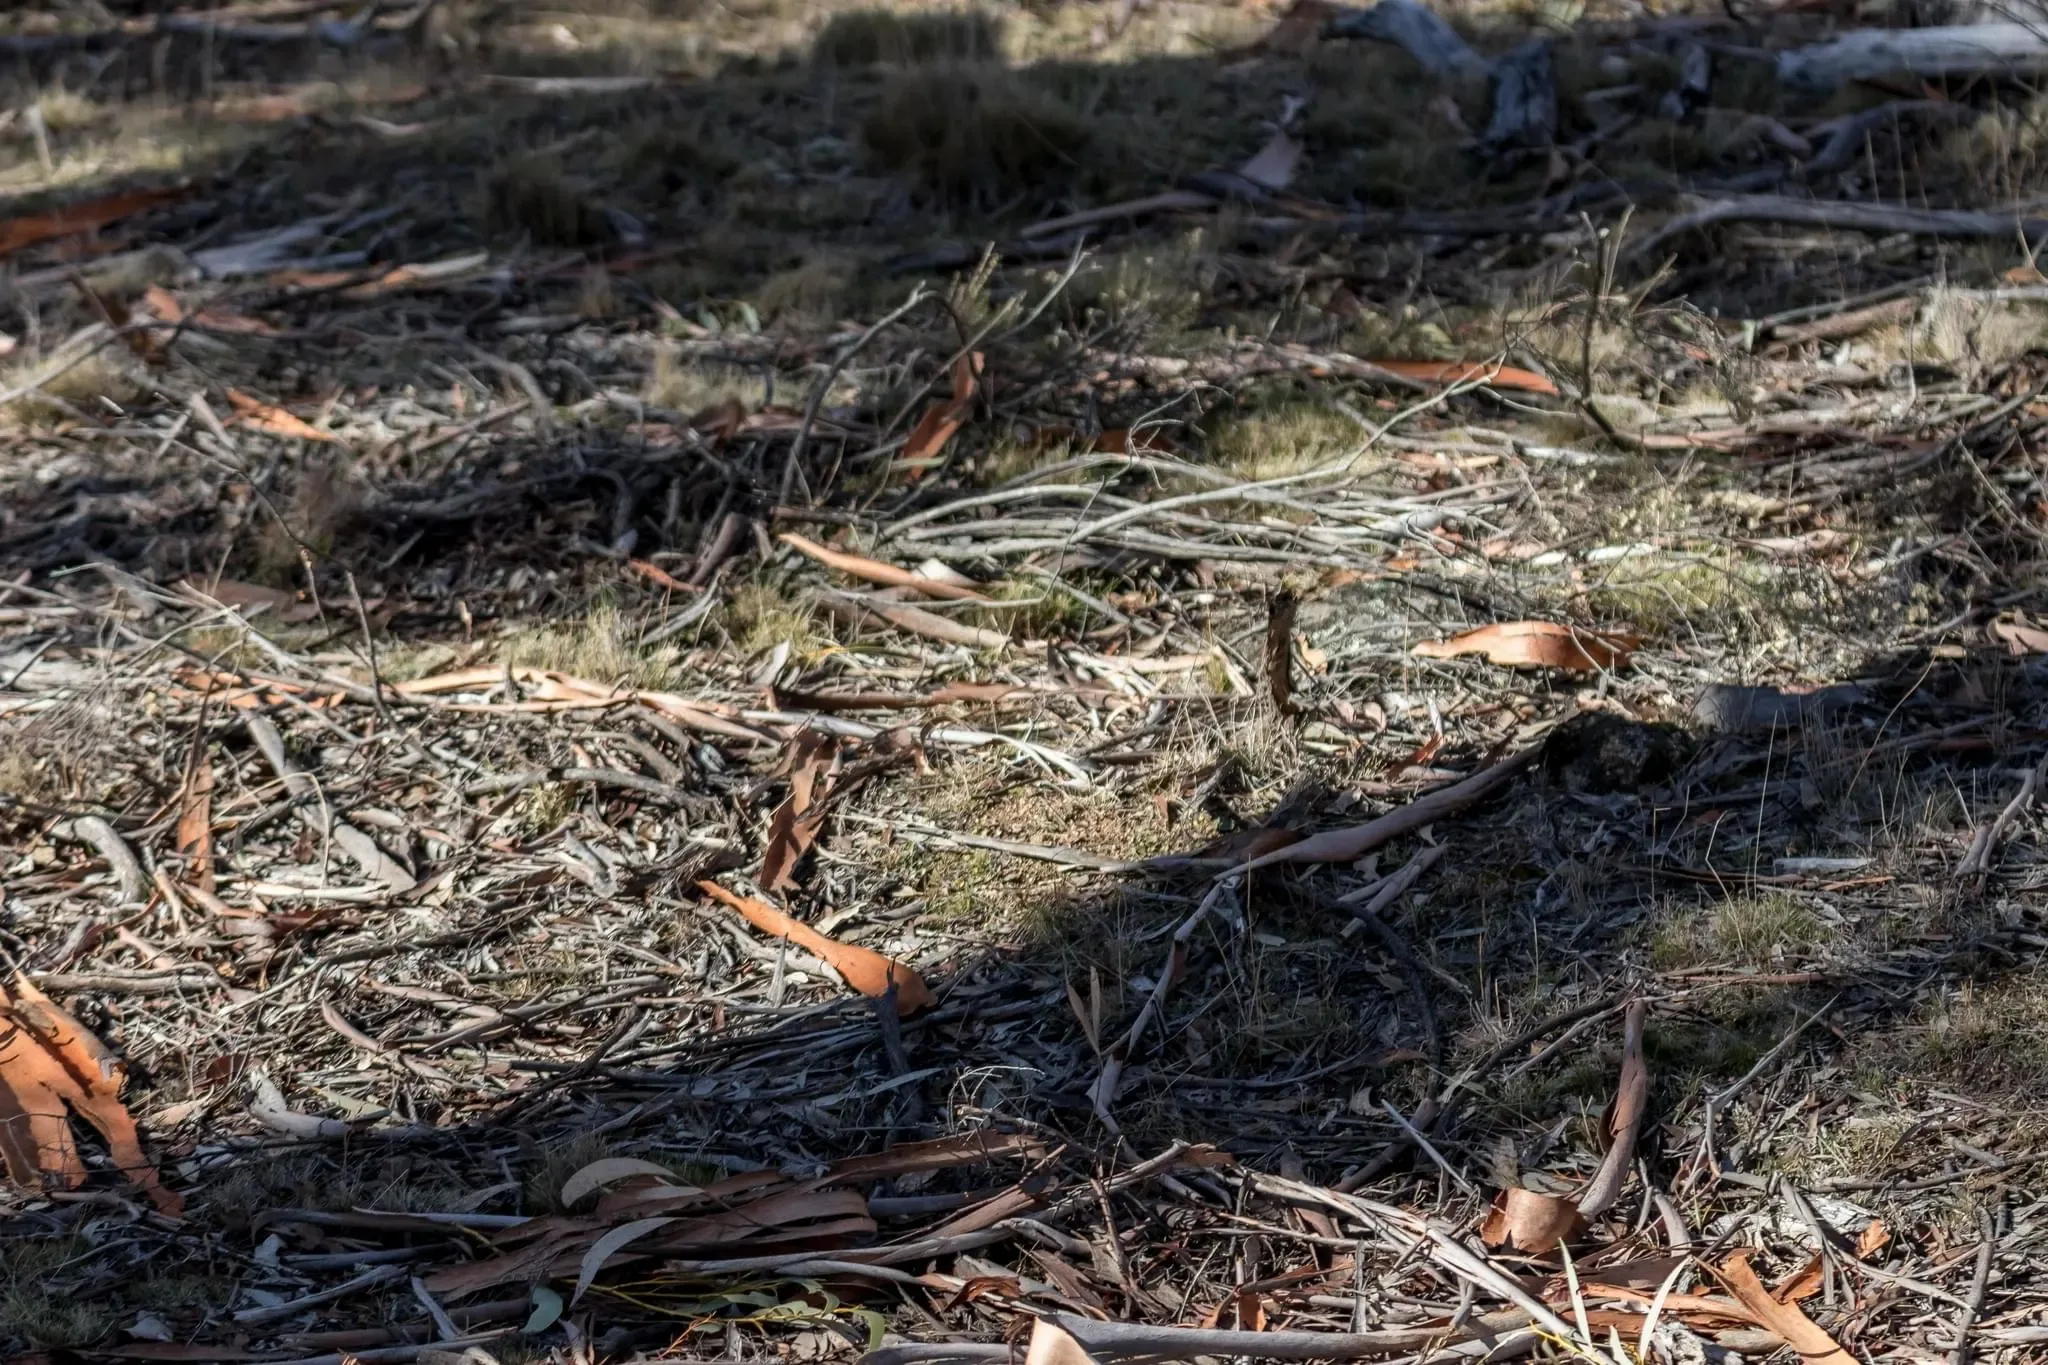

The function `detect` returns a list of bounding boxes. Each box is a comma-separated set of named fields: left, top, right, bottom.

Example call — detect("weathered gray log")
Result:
left=1631, top=192, right=2048, bottom=261
left=1324, top=0, right=1556, bottom=150
left=1323, top=0, right=1490, bottom=82
left=1483, top=38, right=1557, bottom=149
left=246, top=716, right=417, bottom=894
left=64, top=815, right=149, bottom=904
left=1801, top=99, right=1978, bottom=177
left=1656, top=39, right=1712, bottom=120
left=1777, top=21, right=2048, bottom=92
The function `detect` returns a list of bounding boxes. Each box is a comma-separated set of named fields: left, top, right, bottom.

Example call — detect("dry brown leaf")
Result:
left=1855, top=1219, right=1891, bottom=1258
left=1024, top=1316, right=1105, bottom=1365
left=821, top=1129, right=1045, bottom=1183
left=1197, top=825, right=1303, bottom=863
left=695, top=881, right=934, bottom=1014
left=1362, top=359, right=1560, bottom=395
left=1265, top=589, right=1298, bottom=714
left=559, top=1157, right=688, bottom=1208
left=142, top=283, right=184, bottom=324
left=820, top=591, right=1011, bottom=651
left=780, top=531, right=989, bottom=601
left=1549, top=1255, right=1688, bottom=1293
left=1088, top=427, right=1173, bottom=455
left=1578, top=998, right=1647, bottom=1216
left=0, top=186, right=185, bottom=257
left=0, top=979, right=181, bottom=1214
left=1774, top=1254, right=1824, bottom=1304
left=393, top=667, right=775, bottom=743
left=758, top=731, right=838, bottom=893
left=769, top=681, right=1027, bottom=711
left=1712, top=1250, right=1855, bottom=1365
left=1991, top=618, right=2048, bottom=654
left=143, top=285, right=277, bottom=336
left=177, top=576, right=321, bottom=623
left=900, top=352, right=982, bottom=478
left=225, top=388, right=339, bottom=443
left=1558, top=1283, right=1757, bottom=1326
left=1236, top=749, right=1534, bottom=872
left=636, top=1186, right=873, bottom=1255
left=1478, top=1187, right=1584, bottom=1254
left=0, top=1009, right=77, bottom=1193
left=174, top=744, right=214, bottom=892
left=1413, top=620, right=1636, bottom=672
left=431, top=1185, right=883, bottom=1298
left=687, top=397, right=747, bottom=442
left=342, top=258, right=484, bottom=298
left=625, top=557, right=695, bottom=594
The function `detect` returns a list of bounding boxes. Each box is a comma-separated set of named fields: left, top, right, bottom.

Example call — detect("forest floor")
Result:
left=2, top=0, right=2048, bottom=1362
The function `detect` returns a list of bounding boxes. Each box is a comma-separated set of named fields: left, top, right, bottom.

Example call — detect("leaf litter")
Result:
left=0, top=0, right=2047, bottom=1359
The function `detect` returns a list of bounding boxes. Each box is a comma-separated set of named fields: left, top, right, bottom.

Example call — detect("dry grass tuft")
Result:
left=0, top=1239, right=114, bottom=1348
left=644, top=346, right=768, bottom=413
left=503, top=600, right=677, bottom=688
left=720, top=581, right=824, bottom=658
left=1296, top=45, right=1478, bottom=208
left=961, top=577, right=1088, bottom=638
left=1650, top=893, right=1834, bottom=971
left=1771, top=1102, right=1917, bottom=1181
left=523, top=1132, right=618, bottom=1212
left=1897, top=290, right=2048, bottom=374
left=862, top=64, right=1090, bottom=204
left=1203, top=397, right=1360, bottom=481
left=1063, top=236, right=1214, bottom=348
left=1581, top=554, right=1776, bottom=641
left=512, top=780, right=581, bottom=836
left=480, top=155, right=617, bottom=247
left=252, top=453, right=357, bottom=584
left=813, top=8, right=1002, bottom=68
left=0, top=343, right=144, bottom=426
left=1897, top=973, right=2048, bottom=1093
left=754, top=254, right=857, bottom=324
left=1939, top=92, right=2048, bottom=204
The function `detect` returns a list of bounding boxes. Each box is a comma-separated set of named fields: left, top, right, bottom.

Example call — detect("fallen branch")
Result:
left=817, top=588, right=1012, bottom=651
left=1576, top=998, right=1648, bottom=1216
left=1237, top=748, right=1536, bottom=872
left=780, top=532, right=989, bottom=601
left=1325, top=0, right=1555, bottom=149
left=63, top=815, right=148, bottom=904
left=1040, top=1309, right=1538, bottom=1361
left=1632, top=194, right=2048, bottom=262
left=247, top=716, right=416, bottom=894
left=1778, top=22, right=2048, bottom=92
left=1957, top=751, right=2048, bottom=879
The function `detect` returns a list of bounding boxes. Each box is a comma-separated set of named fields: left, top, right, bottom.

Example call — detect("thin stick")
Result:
left=780, top=286, right=930, bottom=506
left=1338, top=846, right=1448, bottom=1066
left=1949, top=1208, right=1997, bottom=1365
left=1957, top=750, right=2048, bottom=879
left=1381, top=1099, right=1476, bottom=1195
left=345, top=569, right=391, bottom=728
left=1087, top=875, right=1240, bottom=1128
